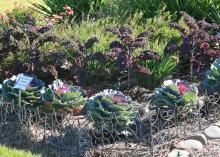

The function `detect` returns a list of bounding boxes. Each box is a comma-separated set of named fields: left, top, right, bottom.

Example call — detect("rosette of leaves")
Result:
left=86, top=89, right=137, bottom=132
left=153, top=79, right=198, bottom=110
left=42, top=80, right=87, bottom=114
left=1, top=73, right=45, bottom=108
left=106, top=24, right=160, bottom=88
left=201, top=58, right=220, bottom=94
left=164, top=11, right=220, bottom=78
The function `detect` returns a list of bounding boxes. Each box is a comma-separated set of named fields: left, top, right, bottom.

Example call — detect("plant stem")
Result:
left=127, top=49, right=131, bottom=89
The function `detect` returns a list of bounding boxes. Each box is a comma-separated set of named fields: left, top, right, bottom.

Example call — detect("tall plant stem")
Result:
left=190, top=48, right=195, bottom=81
left=127, top=49, right=132, bottom=89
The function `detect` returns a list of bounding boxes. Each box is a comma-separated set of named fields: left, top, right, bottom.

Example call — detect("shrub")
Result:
left=100, top=0, right=220, bottom=24
left=31, top=0, right=106, bottom=18
left=0, top=12, right=73, bottom=83
left=106, top=24, right=160, bottom=89
left=86, top=89, right=137, bottom=132
left=164, top=12, right=220, bottom=78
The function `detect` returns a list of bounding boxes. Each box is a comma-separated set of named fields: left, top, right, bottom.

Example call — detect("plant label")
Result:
left=14, top=75, right=33, bottom=90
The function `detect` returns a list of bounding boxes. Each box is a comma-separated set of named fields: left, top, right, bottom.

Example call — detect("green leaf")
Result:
left=182, top=92, right=197, bottom=103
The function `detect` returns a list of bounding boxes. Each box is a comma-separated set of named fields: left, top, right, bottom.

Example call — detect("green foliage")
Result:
left=135, top=55, right=177, bottom=89
left=153, top=80, right=198, bottom=109
left=7, top=8, right=32, bottom=24
left=0, top=7, right=43, bottom=30
left=100, top=0, right=220, bottom=24
left=31, top=0, right=106, bottom=18
left=0, top=145, right=41, bottom=157
left=132, top=13, right=180, bottom=89
left=201, top=58, right=220, bottom=94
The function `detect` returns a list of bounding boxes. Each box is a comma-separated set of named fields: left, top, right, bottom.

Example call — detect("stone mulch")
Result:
left=166, top=122, right=220, bottom=157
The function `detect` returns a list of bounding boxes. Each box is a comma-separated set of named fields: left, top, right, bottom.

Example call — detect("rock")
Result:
left=204, top=125, right=220, bottom=139
left=213, top=122, right=220, bottom=128
left=187, top=133, right=207, bottom=145
left=167, top=149, right=189, bottom=157
left=175, top=139, right=203, bottom=150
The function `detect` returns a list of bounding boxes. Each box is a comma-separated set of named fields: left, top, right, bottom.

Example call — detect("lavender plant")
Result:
left=164, top=12, right=220, bottom=78
left=106, top=24, right=160, bottom=89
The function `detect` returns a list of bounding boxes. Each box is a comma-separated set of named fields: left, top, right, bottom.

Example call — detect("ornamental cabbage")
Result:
left=42, top=79, right=87, bottom=113
left=153, top=79, right=198, bottom=109
left=201, top=58, right=220, bottom=94
left=86, top=89, right=137, bottom=132
left=1, top=73, right=45, bottom=108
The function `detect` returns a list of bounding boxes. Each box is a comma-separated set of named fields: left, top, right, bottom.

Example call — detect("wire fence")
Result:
left=0, top=93, right=220, bottom=157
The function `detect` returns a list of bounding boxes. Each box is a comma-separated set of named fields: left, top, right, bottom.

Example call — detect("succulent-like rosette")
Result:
left=153, top=79, right=198, bottom=109
left=41, top=80, right=87, bottom=114
left=1, top=74, right=45, bottom=107
left=86, top=89, right=137, bottom=132
left=201, top=58, right=220, bottom=94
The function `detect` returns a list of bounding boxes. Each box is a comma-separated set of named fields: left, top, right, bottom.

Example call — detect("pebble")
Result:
left=213, top=122, right=220, bottom=128
left=187, top=133, right=207, bottom=145
left=204, top=125, right=220, bottom=139
left=175, top=139, right=203, bottom=150
left=167, top=149, right=189, bottom=157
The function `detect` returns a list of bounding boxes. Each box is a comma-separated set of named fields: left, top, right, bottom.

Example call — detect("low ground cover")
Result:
left=0, top=145, right=41, bottom=157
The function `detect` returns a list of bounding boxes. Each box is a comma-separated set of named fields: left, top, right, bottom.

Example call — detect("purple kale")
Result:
left=106, top=24, right=160, bottom=88
left=165, top=11, right=220, bottom=78
left=137, top=31, right=153, bottom=38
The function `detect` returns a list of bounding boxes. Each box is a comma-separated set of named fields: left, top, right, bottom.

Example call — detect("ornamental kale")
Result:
left=1, top=73, right=45, bottom=108
left=201, top=58, right=220, bottom=94
left=106, top=24, right=160, bottom=88
left=42, top=79, right=87, bottom=114
left=153, top=79, right=198, bottom=109
left=62, top=36, right=109, bottom=86
left=86, top=89, right=137, bottom=132
left=0, top=13, right=72, bottom=83
left=164, top=12, right=220, bottom=78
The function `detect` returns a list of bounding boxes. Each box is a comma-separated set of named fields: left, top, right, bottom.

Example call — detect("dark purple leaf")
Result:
left=109, top=41, right=124, bottom=49
left=132, top=37, right=146, bottom=49
left=119, top=24, right=132, bottom=35
left=85, top=36, right=99, bottom=49
left=138, top=51, right=160, bottom=61
left=137, top=31, right=153, bottom=38
left=164, top=42, right=179, bottom=54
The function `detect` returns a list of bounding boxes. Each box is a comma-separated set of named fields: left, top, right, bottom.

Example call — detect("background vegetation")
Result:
left=0, top=0, right=219, bottom=89
left=0, top=0, right=41, bottom=12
